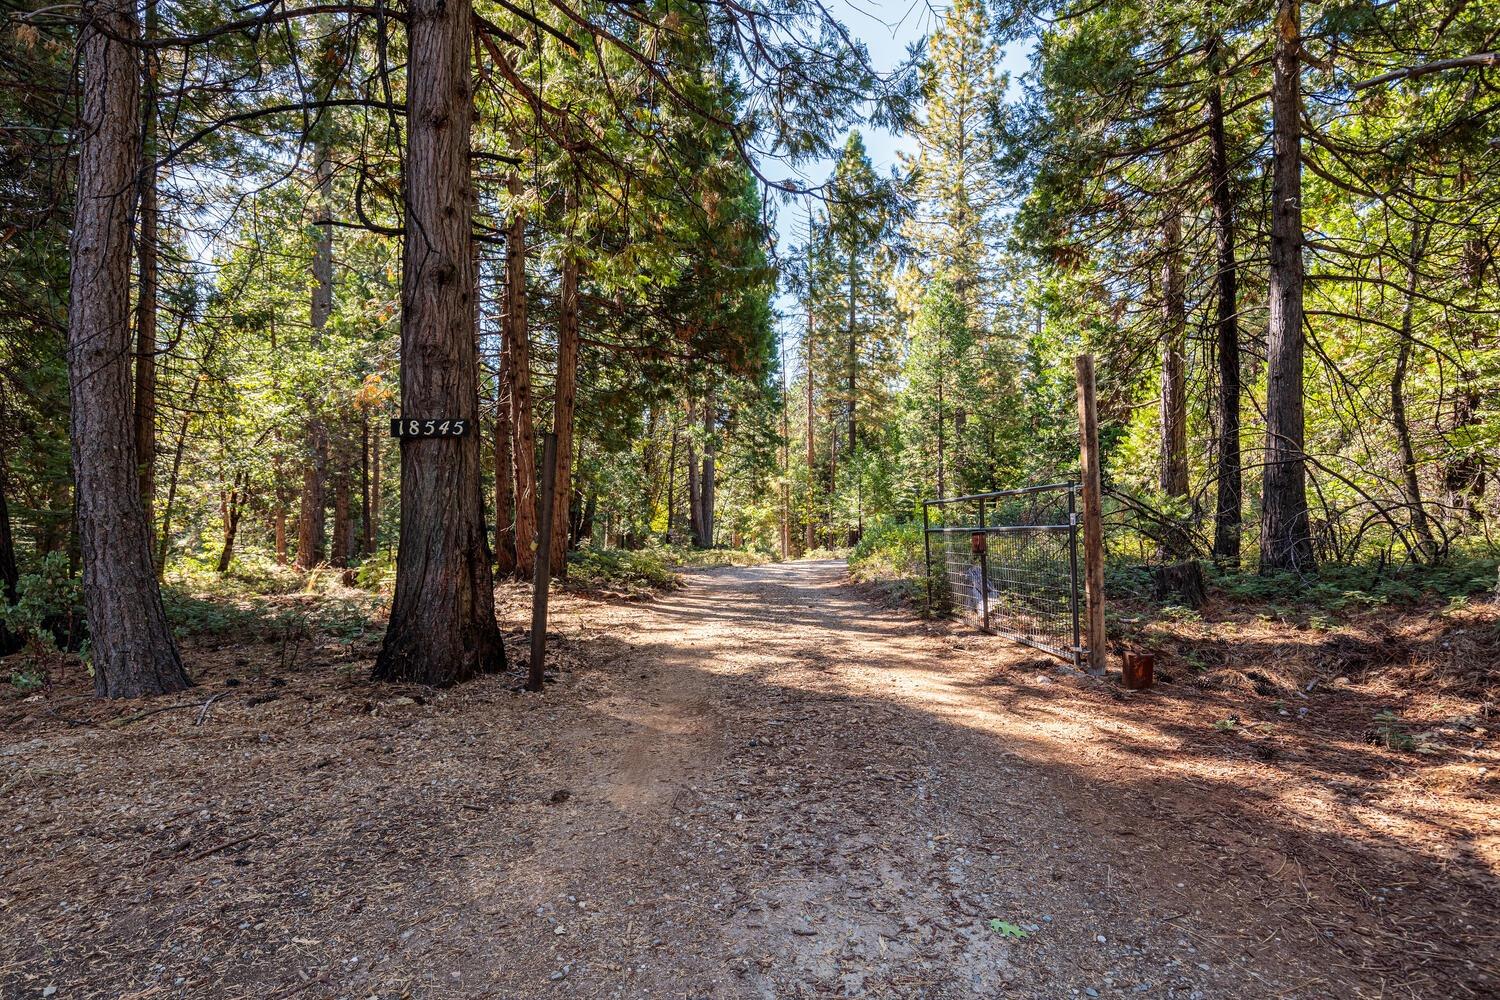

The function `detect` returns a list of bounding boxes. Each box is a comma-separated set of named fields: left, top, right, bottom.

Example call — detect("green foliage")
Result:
left=567, top=547, right=681, bottom=594
left=1211, top=554, right=1500, bottom=611
left=0, top=552, right=84, bottom=651
left=657, top=544, right=773, bottom=568
left=355, top=550, right=397, bottom=592
left=847, top=517, right=926, bottom=605
left=9, top=664, right=46, bottom=694
left=1370, top=710, right=1417, bottom=753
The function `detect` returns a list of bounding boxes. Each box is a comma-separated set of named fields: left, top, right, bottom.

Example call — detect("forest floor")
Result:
left=2, top=560, right=1496, bottom=999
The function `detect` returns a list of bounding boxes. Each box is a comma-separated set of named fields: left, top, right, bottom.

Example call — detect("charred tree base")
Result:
left=372, top=612, right=506, bottom=686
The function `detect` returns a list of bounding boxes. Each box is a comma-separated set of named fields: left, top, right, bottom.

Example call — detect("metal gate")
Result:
left=923, top=483, right=1086, bottom=665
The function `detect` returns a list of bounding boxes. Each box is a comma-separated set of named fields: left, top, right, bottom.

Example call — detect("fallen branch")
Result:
left=195, top=691, right=232, bottom=726
left=184, top=832, right=261, bottom=863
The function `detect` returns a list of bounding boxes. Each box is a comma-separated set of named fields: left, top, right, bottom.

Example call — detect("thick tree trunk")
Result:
left=550, top=202, right=580, bottom=575
left=1392, top=222, right=1438, bottom=562
left=296, top=140, right=334, bottom=571
left=1206, top=62, right=1242, bottom=567
left=67, top=0, right=188, bottom=697
left=373, top=0, right=504, bottom=684
left=505, top=172, right=537, bottom=579
left=1259, top=0, right=1316, bottom=574
left=134, top=0, right=158, bottom=547
left=1159, top=209, right=1188, bottom=499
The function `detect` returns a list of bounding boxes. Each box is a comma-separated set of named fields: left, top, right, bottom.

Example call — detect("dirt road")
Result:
left=3, top=560, right=1494, bottom=998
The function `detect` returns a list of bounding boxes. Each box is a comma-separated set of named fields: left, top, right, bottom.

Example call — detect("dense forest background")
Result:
left=1, top=0, right=1498, bottom=695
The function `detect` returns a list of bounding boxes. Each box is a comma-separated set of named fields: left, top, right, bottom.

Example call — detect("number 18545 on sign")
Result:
left=389, top=418, right=469, bottom=438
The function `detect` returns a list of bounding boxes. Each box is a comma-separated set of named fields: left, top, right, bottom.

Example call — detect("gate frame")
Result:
left=922, top=482, right=1087, bottom=667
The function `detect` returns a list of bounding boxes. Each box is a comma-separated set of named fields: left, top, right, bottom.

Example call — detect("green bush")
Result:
left=847, top=518, right=927, bottom=605
left=0, top=552, right=85, bottom=651
left=355, top=549, right=397, bottom=591
left=656, top=543, right=773, bottom=568
left=567, top=546, right=681, bottom=593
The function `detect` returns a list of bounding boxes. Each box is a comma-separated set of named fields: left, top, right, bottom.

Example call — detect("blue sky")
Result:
left=763, top=1, right=1034, bottom=359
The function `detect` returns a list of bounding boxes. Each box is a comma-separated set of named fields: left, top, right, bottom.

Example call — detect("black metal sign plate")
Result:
left=390, top=418, right=470, bottom=438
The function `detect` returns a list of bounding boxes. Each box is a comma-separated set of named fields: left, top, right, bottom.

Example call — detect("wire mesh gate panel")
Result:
left=923, top=484, right=1085, bottom=665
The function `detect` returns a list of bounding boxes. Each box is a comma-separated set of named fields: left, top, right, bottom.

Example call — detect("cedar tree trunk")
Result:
left=67, top=0, right=189, bottom=697
left=373, top=0, right=504, bottom=684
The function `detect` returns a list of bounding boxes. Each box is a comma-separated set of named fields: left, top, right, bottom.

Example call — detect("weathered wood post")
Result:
left=1075, top=355, right=1107, bottom=676
left=528, top=431, right=558, bottom=692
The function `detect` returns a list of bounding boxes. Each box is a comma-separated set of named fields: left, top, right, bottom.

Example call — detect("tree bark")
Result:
left=1392, top=221, right=1438, bottom=561
left=274, top=498, right=288, bottom=564
left=687, top=398, right=701, bottom=545
left=156, top=406, right=190, bottom=575
left=67, top=0, right=188, bottom=697
left=494, top=312, right=516, bottom=574
left=370, top=423, right=382, bottom=550
left=0, top=438, right=18, bottom=604
left=373, top=0, right=505, bottom=684
left=846, top=248, right=858, bottom=474
left=579, top=491, right=596, bottom=547
left=1159, top=208, right=1188, bottom=499
left=1206, top=58, right=1242, bottom=567
left=699, top=394, right=716, bottom=548
left=360, top=415, right=373, bottom=556
left=505, top=172, right=537, bottom=579
left=216, top=473, right=245, bottom=574
left=331, top=431, right=352, bottom=568
left=296, top=138, right=334, bottom=571
left=780, top=347, right=791, bottom=558
left=549, top=192, right=580, bottom=575
left=665, top=421, right=678, bottom=537
left=134, top=0, right=159, bottom=548
left=1259, top=0, right=1316, bottom=574
left=804, top=300, right=816, bottom=551
left=0, top=435, right=18, bottom=654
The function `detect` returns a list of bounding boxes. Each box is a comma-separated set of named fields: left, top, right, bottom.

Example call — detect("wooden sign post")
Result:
left=1075, top=355, right=1107, bottom=676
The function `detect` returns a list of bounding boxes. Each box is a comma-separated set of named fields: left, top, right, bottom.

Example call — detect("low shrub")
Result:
left=0, top=552, right=86, bottom=652
left=567, top=546, right=681, bottom=594
left=847, top=518, right=927, bottom=607
left=656, top=543, right=774, bottom=568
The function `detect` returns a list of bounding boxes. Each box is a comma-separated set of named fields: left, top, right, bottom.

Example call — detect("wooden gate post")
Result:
left=1075, top=355, right=1107, bottom=676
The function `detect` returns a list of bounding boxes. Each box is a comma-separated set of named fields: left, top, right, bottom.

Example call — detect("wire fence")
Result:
left=923, top=483, right=1085, bottom=665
